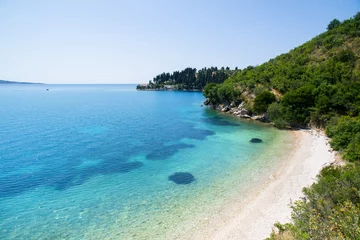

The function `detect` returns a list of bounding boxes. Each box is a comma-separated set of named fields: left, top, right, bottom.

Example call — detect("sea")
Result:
left=0, top=84, right=294, bottom=239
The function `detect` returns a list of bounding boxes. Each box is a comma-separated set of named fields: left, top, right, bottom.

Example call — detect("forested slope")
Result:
left=204, top=12, right=360, bottom=162
left=198, top=13, right=360, bottom=239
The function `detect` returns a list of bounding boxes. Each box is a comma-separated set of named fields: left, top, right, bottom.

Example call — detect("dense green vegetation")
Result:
left=326, top=116, right=360, bottom=162
left=136, top=67, right=236, bottom=90
left=204, top=12, right=360, bottom=161
left=267, top=164, right=360, bottom=240
left=202, top=13, right=360, bottom=239
left=253, top=91, right=276, bottom=114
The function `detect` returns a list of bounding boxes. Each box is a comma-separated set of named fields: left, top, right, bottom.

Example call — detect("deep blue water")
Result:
left=0, top=84, right=289, bottom=239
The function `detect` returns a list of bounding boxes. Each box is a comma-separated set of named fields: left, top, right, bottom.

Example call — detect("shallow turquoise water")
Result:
left=0, top=84, right=291, bottom=239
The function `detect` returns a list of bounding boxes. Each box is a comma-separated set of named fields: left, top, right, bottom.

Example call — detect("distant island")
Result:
left=136, top=67, right=237, bottom=91
left=0, top=80, right=42, bottom=84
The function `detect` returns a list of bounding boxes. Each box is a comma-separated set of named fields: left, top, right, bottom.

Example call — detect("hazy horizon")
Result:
left=1, top=0, right=359, bottom=84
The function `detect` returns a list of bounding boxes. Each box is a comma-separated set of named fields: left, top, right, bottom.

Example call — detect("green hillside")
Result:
left=204, top=12, right=360, bottom=162
left=202, top=12, right=360, bottom=239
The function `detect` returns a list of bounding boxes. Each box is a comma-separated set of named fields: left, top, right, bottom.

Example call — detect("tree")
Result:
left=203, top=83, right=219, bottom=104
left=253, top=91, right=276, bottom=114
left=267, top=102, right=288, bottom=128
left=354, top=12, right=360, bottom=21
left=327, top=18, right=341, bottom=30
left=281, top=85, right=315, bottom=126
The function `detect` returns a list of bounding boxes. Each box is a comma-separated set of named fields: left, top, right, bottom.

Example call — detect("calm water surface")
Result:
left=0, top=84, right=291, bottom=239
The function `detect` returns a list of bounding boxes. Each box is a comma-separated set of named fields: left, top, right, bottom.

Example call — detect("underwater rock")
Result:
left=250, top=138, right=263, bottom=143
left=168, top=172, right=195, bottom=185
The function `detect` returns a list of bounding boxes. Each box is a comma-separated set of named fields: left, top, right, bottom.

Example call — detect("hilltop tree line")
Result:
left=137, top=67, right=236, bottom=90
left=202, top=13, right=360, bottom=239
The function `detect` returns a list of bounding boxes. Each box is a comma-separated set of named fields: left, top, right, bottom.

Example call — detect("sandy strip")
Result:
left=178, top=130, right=336, bottom=240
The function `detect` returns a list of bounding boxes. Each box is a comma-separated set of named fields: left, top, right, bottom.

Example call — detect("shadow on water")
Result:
left=250, top=138, right=263, bottom=143
left=168, top=172, right=195, bottom=185
left=146, top=143, right=195, bottom=161
left=0, top=160, right=144, bottom=197
left=0, top=120, right=215, bottom=198
left=202, top=116, right=240, bottom=127
left=53, top=161, right=144, bottom=191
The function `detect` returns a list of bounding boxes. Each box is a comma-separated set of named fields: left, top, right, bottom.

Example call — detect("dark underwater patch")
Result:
left=146, top=143, right=195, bottom=161
left=168, top=172, right=195, bottom=185
left=187, top=129, right=215, bottom=140
left=0, top=160, right=145, bottom=197
left=203, top=116, right=240, bottom=126
left=250, top=138, right=263, bottom=143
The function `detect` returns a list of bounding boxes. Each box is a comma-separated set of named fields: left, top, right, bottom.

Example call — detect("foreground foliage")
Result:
left=267, top=164, right=360, bottom=240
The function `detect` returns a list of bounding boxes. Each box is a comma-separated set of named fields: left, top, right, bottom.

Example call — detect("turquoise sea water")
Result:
left=0, top=84, right=293, bottom=239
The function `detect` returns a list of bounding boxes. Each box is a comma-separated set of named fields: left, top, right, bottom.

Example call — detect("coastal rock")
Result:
left=230, top=101, right=236, bottom=107
left=239, top=114, right=251, bottom=119
left=229, top=108, right=238, bottom=113
left=251, top=114, right=269, bottom=122
left=237, top=109, right=250, bottom=116
left=203, top=98, right=210, bottom=105
left=221, top=106, right=230, bottom=112
left=216, top=104, right=224, bottom=111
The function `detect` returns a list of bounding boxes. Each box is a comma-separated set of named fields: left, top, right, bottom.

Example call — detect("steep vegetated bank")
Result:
left=202, top=13, right=360, bottom=239
left=204, top=12, right=360, bottom=162
left=136, top=67, right=236, bottom=90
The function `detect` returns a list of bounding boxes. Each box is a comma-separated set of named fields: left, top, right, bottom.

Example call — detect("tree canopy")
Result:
left=137, top=67, right=236, bottom=90
left=327, top=18, right=341, bottom=30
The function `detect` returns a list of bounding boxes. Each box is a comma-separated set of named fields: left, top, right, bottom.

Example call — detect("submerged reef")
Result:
left=250, top=138, right=263, bottom=143
left=168, top=172, right=195, bottom=185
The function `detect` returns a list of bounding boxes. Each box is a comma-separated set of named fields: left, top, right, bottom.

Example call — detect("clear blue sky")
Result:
left=0, top=0, right=359, bottom=84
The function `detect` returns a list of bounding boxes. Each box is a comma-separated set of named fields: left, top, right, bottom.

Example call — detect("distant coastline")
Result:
left=136, top=83, right=202, bottom=92
left=0, top=80, right=43, bottom=84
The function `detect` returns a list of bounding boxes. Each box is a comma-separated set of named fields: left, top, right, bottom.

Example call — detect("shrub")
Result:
left=267, top=102, right=288, bottom=128
left=268, top=164, right=360, bottom=240
left=281, top=85, right=316, bottom=127
left=253, top=91, right=276, bottom=114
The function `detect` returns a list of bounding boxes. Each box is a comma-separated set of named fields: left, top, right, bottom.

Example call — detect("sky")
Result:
left=0, top=0, right=359, bottom=84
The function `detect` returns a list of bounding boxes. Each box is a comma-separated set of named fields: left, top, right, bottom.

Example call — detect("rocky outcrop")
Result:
left=203, top=98, right=210, bottom=105
left=221, top=106, right=230, bottom=112
left=207, top=101, right=270, bottom=123
left=251, top=114, right=269, bottom=122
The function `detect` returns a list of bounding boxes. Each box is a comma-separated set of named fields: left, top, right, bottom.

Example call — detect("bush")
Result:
left=268, top=164, right=360, bottom=240
left=253, top=91, right=276, bottom=114
left=281, top=85, right=316, bottom=127
left=326, top=116, right=360, bottom=161
left=267, top=102, right=288, bottom=128
left=203, top=83, right=219, bottom=104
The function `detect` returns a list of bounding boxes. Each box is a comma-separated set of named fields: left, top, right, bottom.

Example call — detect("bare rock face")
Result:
left=203, top=98, right=210, bottom=105
left=221, top=106, right=230, bottom=112
left=229, top=107, right=238, bottom=113
left=251, top=114, right=269, bottom=122
left=216, top=104, right=223, bottom=111
left=239, top=114, right=251, bottom=118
